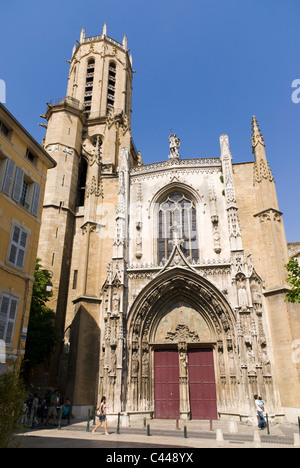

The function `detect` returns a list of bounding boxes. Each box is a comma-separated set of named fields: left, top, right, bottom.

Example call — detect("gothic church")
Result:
left=36, top=26, right=300, bottom=423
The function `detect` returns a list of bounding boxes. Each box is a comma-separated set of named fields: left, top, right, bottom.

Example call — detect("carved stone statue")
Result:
left=238, top=282, right=248, bottom=310
left=179, top=351, right=187, bottom=375
left=168, top=133, right=180, bottom=159
left=142, top=351, right=149, bottom=377
left=112, top=291, right=120, bottom=314
left=252, top=289, right=263, bottom=310
left=131, top=351, right=139, bottom=376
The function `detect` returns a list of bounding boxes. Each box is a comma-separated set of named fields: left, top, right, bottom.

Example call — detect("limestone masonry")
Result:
left=35, top=26, right=300, bottom=424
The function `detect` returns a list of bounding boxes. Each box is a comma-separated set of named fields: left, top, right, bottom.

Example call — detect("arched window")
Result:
left=158, top=192, right=199, bottom=264
left=84, top=58, right=95, bottom=117
left=107, top=61, right=116, bottom=114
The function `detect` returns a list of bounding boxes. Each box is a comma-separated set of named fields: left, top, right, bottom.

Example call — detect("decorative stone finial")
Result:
left=219, top=134, right=232, bottom=160
left=80, top=27, right=86, bottom=43
left=251, top=115, right=265, bottom=150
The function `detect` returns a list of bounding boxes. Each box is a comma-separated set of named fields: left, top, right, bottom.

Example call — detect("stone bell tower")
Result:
left=37, top=25, right=139, bottom=403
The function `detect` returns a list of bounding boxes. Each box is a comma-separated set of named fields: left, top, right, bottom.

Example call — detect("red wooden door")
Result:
left=188, top=349, right=218, bottom=420
left=154, top=350, right=180, bottom=419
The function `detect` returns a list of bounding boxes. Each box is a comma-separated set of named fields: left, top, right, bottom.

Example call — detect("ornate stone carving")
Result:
left=131, top=351, right=139, bottom=376
left=82, top=134, right=102, bottom=166
left=237, top=280, right=248, bottom=311
left=168, top=133, right=181, bottom=160
left=137, top=151, right=143, bottom=166
left=85, top=175, right=103, bottom=198
left=209, top=184, right=222, bottom=254
left=165, top=323, right=200, bottom=343
left=113, top=148, right=129, bottom=255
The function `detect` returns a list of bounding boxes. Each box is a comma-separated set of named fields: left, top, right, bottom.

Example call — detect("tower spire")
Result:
left=251, top=115, right=265, bottom=152
left=251, top=115, right=274, bottom=185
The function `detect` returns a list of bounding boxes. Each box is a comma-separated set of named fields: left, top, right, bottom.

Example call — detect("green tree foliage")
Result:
left=22, top=259, right=59, bottom=373
left=0, top=369, right=28, bottom=448
left=285, top=258, right=300, bottom=303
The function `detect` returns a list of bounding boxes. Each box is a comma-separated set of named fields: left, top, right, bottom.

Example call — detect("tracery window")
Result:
left=158, top=192, right=199, bottom=264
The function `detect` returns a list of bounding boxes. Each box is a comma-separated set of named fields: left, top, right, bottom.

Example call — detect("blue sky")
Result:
left=1, top=0, right=299, bottom=242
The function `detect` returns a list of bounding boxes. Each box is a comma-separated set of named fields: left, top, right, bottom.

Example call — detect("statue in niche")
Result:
left=238, top=281, right=248, bottom=310
left=112, top=291, right=120, bottom=314
left=252, top=289, right=263, bottom=311
left=131, top=351, right=139, bottom=377
left=246, top=346, right=256, bottom=373
left=109, top=348, right=117, bottom=375
left=179, top=351, right=187, bottom=375
left=218, top=349, right=225, bottom=375
left=262, top=349, right=271, bottom=375
left=142, top=352, right=149, bottom=377
left=228, top=349, right=236, bottom=375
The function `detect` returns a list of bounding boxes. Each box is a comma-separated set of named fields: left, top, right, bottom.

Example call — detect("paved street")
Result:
left=14, top=418, right=300, bottom=449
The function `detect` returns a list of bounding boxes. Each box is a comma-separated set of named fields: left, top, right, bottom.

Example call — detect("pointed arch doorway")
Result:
left=126, top=267, right=236, bottom=420
left=153, top=300, right=218, bottom=420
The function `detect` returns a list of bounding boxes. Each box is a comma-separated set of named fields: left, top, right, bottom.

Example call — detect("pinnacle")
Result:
left=251, top=115, right=265, bottom=147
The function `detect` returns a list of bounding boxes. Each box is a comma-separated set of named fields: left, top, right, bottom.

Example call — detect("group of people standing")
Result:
left=23, top=390, right=71, bottom=428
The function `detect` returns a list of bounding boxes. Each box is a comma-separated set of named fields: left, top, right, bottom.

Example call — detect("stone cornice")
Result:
left=130, top=158, right=221, bottom=177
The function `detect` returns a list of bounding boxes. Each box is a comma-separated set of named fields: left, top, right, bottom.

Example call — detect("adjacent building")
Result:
left=36, top=26, right=300, bottom=423
left=0, top=103, right=56, bottom=373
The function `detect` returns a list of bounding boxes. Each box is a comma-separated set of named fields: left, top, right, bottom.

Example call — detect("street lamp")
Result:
left=43, top=270, right=53, bottom=292
left=46, top=279, right=53, bottom=292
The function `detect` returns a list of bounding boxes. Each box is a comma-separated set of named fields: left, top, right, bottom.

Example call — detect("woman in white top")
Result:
left=92, top=396, right=109, bottom=435
left=254, top=394, right=266, bottom=430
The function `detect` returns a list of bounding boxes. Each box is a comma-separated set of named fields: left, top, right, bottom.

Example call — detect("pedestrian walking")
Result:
left=92, top=396, right=109, bottom=435
left=46, top=390, right=59, bottom=426
left=254, top=394, right=266, bottom=430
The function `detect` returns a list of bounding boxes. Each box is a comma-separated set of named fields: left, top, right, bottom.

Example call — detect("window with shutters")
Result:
left=12, top=167, right=41, bottom=216
left=8, top=224, right=29, bottom=270
left=0, top=293, right=18, bottom=346
left=0, top=155, right=15, bottom=196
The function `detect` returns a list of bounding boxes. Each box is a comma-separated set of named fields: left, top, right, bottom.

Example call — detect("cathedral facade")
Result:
left=37, top=26, right=300, bottom=423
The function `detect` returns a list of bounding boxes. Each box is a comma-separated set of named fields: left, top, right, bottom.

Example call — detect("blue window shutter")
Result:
left=31, top=182, right=41, bottom=216
left=12, top=167, right=24, bottom=202
left=2, top=158, right=16, bottom=196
